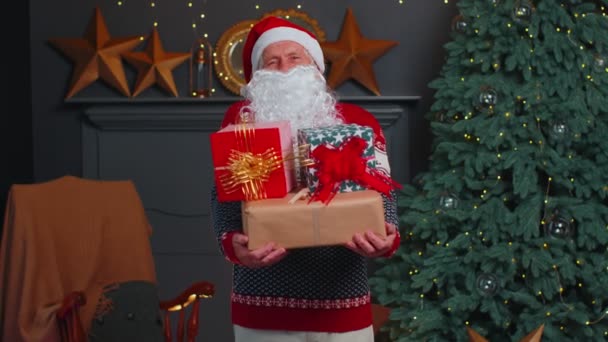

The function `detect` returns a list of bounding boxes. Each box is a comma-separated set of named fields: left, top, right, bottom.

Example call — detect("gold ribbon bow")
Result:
left=217, top=122, right=284, bottom=200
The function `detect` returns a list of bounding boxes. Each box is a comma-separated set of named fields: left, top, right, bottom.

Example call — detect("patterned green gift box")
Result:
left=297, top=124, right=376, bottom=194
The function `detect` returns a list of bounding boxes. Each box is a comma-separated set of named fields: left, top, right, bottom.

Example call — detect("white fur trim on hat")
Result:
left=251, top=26, right=325, bottom=74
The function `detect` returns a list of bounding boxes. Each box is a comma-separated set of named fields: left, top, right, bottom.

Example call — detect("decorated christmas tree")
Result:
left=370, top=0, right=608, bottom=341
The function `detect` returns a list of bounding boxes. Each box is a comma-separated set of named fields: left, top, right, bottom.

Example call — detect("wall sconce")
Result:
left=189, top=37, right=213, bottom=98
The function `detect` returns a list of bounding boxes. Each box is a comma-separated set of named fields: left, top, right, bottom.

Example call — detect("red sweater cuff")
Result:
left=382, top=229, right=400, bottom=258
left=221, top=232, right=243, bottom=265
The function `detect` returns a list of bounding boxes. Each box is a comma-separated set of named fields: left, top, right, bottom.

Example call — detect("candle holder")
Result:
left=189, top=36, right=213, bottom=98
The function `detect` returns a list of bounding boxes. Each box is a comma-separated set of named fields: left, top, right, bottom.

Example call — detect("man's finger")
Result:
left=345, top=241, right=357, bottom=250
left=261, top=248, right=287, bottom=264
left=362, top=231, right=396, bottom=256
left=365, top=231, right=386, bottom=249
left=353, top=233, right=375, bottom=254
left=233, top=234, right=249, bottom=246
left=251, top=242, right=276, bottom=257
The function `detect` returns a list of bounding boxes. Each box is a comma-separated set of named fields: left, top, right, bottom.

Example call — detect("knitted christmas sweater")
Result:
left=210, top=101, right=400, bottom=332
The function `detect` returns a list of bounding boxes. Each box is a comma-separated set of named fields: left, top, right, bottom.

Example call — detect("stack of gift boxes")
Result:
left=210, top=120, right=396, bottom=249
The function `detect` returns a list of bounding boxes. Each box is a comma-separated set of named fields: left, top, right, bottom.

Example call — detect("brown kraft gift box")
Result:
left=242, top=189, right=386, bottom=249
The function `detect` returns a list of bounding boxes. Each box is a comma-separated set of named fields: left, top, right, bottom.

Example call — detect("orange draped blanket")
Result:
left=0, top=175, right=157, bottom=342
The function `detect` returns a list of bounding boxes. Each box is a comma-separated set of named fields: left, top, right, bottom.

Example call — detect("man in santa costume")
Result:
left=211, top=16, right=400, bottom=342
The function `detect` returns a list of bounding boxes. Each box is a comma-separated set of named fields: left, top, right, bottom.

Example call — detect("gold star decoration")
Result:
left=48, top=7, right=143, bottom=99
left=320, top=7, right=398, bottom=96
left=467, top=324, right=545, bottom=342
left=123, top=27, right=190, bottom=97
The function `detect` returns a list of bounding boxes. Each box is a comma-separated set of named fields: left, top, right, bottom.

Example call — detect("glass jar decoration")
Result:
left=512, top=0, right=534, bottom=25
left=438, top=192, right=460, bottom=210
left=543, top=212, right=574, bottom=239
left=551, top=121, right=569, bottom=139
left=476, top=273, right=500, bottom=297
left=477, top=86, right=498, bottom=108
left=593, top=53, right=606, bottom=73
left=189, top=36, right=213, bottom=98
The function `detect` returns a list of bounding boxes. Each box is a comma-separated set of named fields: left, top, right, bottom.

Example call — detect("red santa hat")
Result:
left=242, top=16, right=325, bottom=82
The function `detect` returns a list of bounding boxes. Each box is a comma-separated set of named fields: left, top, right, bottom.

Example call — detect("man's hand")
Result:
left=232, top=233, right=288, bottom=268
left=345, top=222, right=397, bottom=258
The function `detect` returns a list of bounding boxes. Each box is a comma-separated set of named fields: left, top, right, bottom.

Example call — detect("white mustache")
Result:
left=240, top=65, right=342, bottom=134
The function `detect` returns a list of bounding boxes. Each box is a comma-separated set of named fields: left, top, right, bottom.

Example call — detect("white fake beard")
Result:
left=239, top=65, right=343, bottom=133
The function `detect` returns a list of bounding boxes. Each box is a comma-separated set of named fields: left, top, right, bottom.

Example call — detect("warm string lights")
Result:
left=447, top=4, right=605, bottom=215
left=190, top=0, right=208, bottom=32
left=245, top=1, right=454, bottom=9
left=111, top=0, right=460, bottom=95
left=394, top=0, right=451, bottom=4
left=374, top=1, right=608, bottom=339
left=115, top=0, right=456, bottom=13
left=455, top=3, right=608, bottom=75
left=113, top=1, right=212, bottom=41
left=549, top=262, right=608, bottom=328
left=252, top=2, right=305, bottom=11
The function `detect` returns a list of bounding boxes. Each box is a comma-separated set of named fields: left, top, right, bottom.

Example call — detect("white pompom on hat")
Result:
left=242, top=16, right=325, bottom=82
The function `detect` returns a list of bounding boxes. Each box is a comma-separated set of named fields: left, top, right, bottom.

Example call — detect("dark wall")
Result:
left=30, top=0, right=458, bottom=182
left=2, top=0, right=459, bottom=279
left=1, top=0, right=33, bottom=227
left=2, top=0, right=460, bottom=338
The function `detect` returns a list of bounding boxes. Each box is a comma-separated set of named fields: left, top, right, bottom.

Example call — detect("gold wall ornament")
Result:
left=214, top=9, right=326, bottom=95
left=214, top=19, right=257, bottom=95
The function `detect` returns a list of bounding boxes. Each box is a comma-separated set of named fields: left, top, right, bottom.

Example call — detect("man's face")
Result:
left=260, top=41, right=314, bottom=73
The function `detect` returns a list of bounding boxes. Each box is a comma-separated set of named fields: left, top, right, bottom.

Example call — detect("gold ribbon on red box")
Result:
left=216, top=123, right=284, bottom=201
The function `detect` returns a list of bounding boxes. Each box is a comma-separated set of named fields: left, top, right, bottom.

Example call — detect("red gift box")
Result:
left=210, top=121, right=296, bottom=202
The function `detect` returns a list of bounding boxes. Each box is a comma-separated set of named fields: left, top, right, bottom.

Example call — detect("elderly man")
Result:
left=211, top=16, right=399, bottom=342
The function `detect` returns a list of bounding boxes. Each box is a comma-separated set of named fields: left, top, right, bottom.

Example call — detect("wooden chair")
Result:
left=159, top=281, right=215, bottom=342
left=0, top=176, right=215, bottom=342
left=56, top=281, right=215, bottom=342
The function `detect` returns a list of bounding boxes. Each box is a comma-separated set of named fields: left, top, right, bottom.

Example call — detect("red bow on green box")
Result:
left=309, top=136, right=401, bottom=204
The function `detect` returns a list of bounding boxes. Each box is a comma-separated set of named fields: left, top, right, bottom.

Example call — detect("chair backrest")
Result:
left=0, top=175, right=157, bottom=341
left=1, top=175, right=215, bottom=341
left=54, top=281, right=215, bottom=342
left=159, top=281, right=215, bottom=342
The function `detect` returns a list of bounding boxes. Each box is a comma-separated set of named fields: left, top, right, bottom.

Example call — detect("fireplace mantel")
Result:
left=67, top=95, right=420, bottom=131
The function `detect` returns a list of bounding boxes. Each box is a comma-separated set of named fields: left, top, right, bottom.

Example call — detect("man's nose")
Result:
left=278, top=58, right=294, bottom=73
left=278, top=63, right=290, bottom=73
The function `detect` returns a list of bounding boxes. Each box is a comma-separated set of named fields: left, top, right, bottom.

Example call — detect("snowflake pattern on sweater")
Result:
left=210, top=185, right=398, bottom=330
left=210, top=102, right=399, bottom=332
